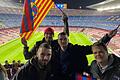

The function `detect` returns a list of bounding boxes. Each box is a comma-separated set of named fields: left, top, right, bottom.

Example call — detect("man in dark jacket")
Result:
left=12, top=43, right=60, bottom=80
left=90, top=42, right=120, bottom=80
left=54, top=28, right=118, bottom=80
left=21, top=14, right=69, bottom=60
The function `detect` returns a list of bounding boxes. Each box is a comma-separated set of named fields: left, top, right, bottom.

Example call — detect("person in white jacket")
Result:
left=0, top=63, right=9, bottom=80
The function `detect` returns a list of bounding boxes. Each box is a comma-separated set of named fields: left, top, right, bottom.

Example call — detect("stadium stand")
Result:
left=0, top=28, right=19, bottom=44
left=0, top=0, right=119, bottom=79
left=83, top=27, right=120, bottom=57
left=48, top=9, right=120, bottom=16
left=0, top=6, right=120, bottom=30
left=0, top=0, right=22, bottom=8
left=0, top=14, right=22, bottom=28
left=0, top=0, right=119, bottom=57
left=37, top=27, right=120, bottom=56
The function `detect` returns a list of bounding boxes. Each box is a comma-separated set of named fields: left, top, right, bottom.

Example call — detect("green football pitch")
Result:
left=0, top=32, right=95, bottom=65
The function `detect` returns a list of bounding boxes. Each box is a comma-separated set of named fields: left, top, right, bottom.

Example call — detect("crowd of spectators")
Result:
left=1, top=60, right=24, bottom=80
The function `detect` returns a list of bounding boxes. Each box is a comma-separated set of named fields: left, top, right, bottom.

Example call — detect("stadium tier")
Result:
left=0, top=0, right=120, bottom=79
left=0, top=13, right=22, bottom=27
left=0, top=0, right=22, bottom=8
left=0, top=27, right=120, bottom=57
left=0, top=13, right=120, bottom=30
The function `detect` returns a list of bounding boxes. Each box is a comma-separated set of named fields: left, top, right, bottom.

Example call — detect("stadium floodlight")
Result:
left=97, top=5, right=120, bottom=11
left=88, top=0, right=115, bottom=7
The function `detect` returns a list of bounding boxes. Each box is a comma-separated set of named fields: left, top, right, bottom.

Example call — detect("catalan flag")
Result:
left=20, top=0, right=54, bottom=40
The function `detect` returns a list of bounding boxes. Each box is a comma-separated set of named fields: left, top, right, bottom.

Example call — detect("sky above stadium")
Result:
left=14, top=0, right=105, bottom=9
left=55, top=0, right=105, bottom=9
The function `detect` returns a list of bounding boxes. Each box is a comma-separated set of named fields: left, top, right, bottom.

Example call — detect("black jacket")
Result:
left=51, top=34, right=112, bottom=80
left=24, top=34, right=111, bottom=60
left=12, top=58, right=61, bottom=80
left=24, top=38, right=58, bottom=59
left=53, top=43, right=91, bottom=80
left=90, top=54, right=120, bottom=80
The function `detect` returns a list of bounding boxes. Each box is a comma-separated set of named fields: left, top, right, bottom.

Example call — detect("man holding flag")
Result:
left=21, top=0, right=69, bottom=59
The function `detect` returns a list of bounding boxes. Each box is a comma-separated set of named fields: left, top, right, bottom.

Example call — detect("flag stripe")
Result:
left=21, top=18, right=26, bottom=33
left=28, top=0, right=33, bottom=23
left=23, top=15, right=29, bottom=32
left=34, top=1, right=54, bottom=30
left=26, top=1, right=54, bottom=40
left=34, top=0, right=53, bottom=29
left=24, top=33, right=27, bottom=38
left=26, top=31, right=32, bottom=40
left=25, top=31, right=32, bottom=39
left=25, top=0, right=33, bottom=31
left=34, top=0, right=48, bottom=25
left=20, top=0, right=33, bottom=34
left=35, top=1, right=54, bottom=30
left=35, top=0, right=39, bottom=6
left=36, top=0, right=43, bottom=8
left=20, top=32, right=26, bottom=38
left=20, top=0, right=54, bottom=40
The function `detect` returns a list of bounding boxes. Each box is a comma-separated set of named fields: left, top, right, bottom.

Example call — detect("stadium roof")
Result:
left=0, top=0, right=120, bottom=14
left=8, top=0, right=120, bottom=11
left=87, top=0, right=120, bottom=12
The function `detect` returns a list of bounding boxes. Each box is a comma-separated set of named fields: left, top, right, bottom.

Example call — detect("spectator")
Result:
left=4, top=60, right=11, bottom=80
left=17, top=60, right=24, bottom=68
left=0, top=63, right=9, bottom=80
left=21, top=14, right=69, bottom=60
left=54, top=28, right=117, bottom=79
left=90, top=42, right=120, bottom=80
left=12, top=43, right=61, bottom=80
left=11, top=60, right=18, bottom=78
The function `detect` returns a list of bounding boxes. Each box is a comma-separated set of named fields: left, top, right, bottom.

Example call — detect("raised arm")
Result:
left=62, top=13, right=69, bottom=36
left=21, top=38, right=36, bottom=60
left=98, top=26, right=118, bottom=44
left=77, top=26, right=118, bottom=55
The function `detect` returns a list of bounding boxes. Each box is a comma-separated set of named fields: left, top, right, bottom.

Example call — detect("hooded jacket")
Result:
left=24, top=38, right=58, bottom=59
left=12, top=58, right=61, bottom=80
left=90, top=54, right=120, bottom=80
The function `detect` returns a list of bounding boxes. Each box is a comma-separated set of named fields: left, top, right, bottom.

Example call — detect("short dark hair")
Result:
left=58, top=32, right=67, bottom=37
left=39, top=43, right=51, bottom=49
left=92, top=42, right=108, bottom=51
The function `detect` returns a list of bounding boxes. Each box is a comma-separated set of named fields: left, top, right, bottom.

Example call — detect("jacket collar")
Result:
left=91, top=55, right=115, bottom=78
left=30, top=57, right=51, bottom=71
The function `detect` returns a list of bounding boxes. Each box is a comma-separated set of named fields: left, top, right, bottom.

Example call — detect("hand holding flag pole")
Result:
left=21, top=37, right=28, bottom=47
left=62, top=12, right=69, bottom=36
left=54, top=2, right=69, bottom=36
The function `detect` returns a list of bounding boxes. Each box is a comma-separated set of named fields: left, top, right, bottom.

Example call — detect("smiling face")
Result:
left=44, top=32, right=54, bottom=42
left=44, top=27, right=54, bottom=43
left=92, top=44, right=108, bottom=64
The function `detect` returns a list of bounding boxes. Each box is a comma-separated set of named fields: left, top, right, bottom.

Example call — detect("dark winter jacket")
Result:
left=24, top=38, right=58, bottom=59
left=24, top=33, right=111, bottom=60
left=12, top=58, right=61, bottom=80
left=52, top=34, right=112, bottom=80
left=90, top=54, right=120, bottom=80
left=53, top=43, right=92, bottom=80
